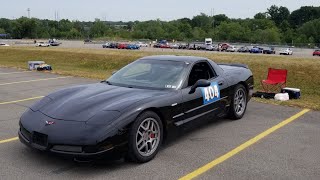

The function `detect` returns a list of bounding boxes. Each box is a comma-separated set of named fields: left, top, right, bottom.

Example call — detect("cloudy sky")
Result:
left=1, top=0, right=318, bottom=21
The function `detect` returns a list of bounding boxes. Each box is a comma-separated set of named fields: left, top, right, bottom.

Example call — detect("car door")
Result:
left=175, top=61, right=227, bottom=126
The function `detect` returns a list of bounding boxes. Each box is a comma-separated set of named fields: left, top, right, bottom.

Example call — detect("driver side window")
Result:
left=188, top=62, right=215, bottom=86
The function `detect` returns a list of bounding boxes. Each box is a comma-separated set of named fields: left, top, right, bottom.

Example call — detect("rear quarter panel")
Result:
left=220, top=65, right=254, bottom=101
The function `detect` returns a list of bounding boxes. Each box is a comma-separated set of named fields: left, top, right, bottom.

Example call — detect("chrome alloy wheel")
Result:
left=135, top=118, right=161, bottom=157
left=234, top=88, right=247, bottom=116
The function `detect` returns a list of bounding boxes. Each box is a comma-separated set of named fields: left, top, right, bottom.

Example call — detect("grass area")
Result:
left=0, top=47, right=319, bottom=110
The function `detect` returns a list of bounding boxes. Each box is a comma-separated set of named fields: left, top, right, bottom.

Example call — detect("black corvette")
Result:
left=19, top=55, right=254, bottom=163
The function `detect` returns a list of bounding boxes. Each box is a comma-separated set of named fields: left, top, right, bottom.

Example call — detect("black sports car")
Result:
left=19, top=55, right=254, bottom=163
left=263, top=47, right=276, bottom=54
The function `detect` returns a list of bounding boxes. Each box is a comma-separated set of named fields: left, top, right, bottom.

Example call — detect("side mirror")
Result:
left=189, top=79, right=211, bottom=94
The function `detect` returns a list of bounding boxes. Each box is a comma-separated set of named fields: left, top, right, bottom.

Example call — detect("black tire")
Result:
left=227, top=84, right=248, bottom=120
left=127, top=111, right=163, bottom=163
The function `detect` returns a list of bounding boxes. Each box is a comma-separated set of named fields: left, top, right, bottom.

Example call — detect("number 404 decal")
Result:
left=200, top=82, right=220, bottom=105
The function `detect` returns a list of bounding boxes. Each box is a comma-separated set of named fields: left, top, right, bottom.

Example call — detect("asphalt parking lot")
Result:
left=0, top=67, right=319, bottom=180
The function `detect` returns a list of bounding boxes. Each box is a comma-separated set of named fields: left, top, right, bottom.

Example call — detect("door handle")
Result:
left=218, top=81, right=224, bottom=86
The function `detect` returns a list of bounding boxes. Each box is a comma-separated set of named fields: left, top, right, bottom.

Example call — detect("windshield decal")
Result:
left=200, top=82, right=220, bottom=105
left=165, top=85, right=177, bottom=89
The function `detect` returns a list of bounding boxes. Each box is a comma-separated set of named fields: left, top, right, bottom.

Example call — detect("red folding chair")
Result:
left=261, top=68, right=288, bottom=93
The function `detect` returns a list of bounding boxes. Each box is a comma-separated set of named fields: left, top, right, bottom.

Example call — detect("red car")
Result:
left=313, top=50, right=320, bottom=56
left=160, top=44, right=170, bottom=48
left=118, top=43, right=128, bottom=49
left=218, top=43, right=230, bottom=51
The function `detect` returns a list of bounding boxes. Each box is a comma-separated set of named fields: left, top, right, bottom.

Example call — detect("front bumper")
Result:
left=18, top=129, right=123, bottom=159
left=18, top=108, right=132, bottom=160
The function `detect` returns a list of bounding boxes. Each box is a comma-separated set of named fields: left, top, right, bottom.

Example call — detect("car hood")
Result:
left=39, top=83, right=167, bottom=121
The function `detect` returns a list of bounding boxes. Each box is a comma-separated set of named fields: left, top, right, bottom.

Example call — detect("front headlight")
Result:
left=86, top=110, right=121, bottom=125
left=29, top=97, right=52, bottom=111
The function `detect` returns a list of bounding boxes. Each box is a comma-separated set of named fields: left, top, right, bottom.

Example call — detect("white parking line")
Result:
left=0, top=71, right=32, bottom=75
left=0, top=76, right=70, bottom=86
left=0, top=96, right=44, bottom=105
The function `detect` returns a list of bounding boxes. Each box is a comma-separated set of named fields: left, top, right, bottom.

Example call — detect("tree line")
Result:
left=0, top=5, right=320, bottom=47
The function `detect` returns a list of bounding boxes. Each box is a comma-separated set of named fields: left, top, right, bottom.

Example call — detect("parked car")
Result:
left=250, top=46, right=263, bottom=53
left=206, top=45, right=215, bottom=51
left=197, top=44, right=207, bottom=50
left=237, top=46, right=250, bottom=53
left=170, top=44, right=179, bottom=49
left=36, top=42, right=50, bottom=47
left=102, top=43, right=110, bottom=48
left=263, top=47, right=276, bottom=54
left=188, top=43, right=204, bottom=50
left=126, top=44, right=140, bottom=50
left=153, top=43, right=161, bottom=48
left=136, top=42, right=148, bottom=47
left=178, top=43, right=188, bottom=49
left=118, top=43, right=128, bottom=49
left=18, top=55, right=253, bottom=163
left=48, top=39, right=61, bottom=46
left=84, top=39, right=92, bottom=43
left=160, top=44, right=170, bottom=48
left=226, top=46, right=237, bottom=52
left=279, top=48, right=293, bottom=55
left=49, top=42, right=61, bottom=46
left=109, top=43, right=118, bottom=48
left=313, top=50, right=320, bottom=56
left=0, top=43, right=10, bottom=47
left=218, top=43, right=230, bottom=51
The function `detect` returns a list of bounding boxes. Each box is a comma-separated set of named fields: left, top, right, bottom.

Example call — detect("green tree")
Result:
left=251, top=28, right=281, bottom=43
left=213, top=14, right=229, bottom=27
left=216, top=22, right=250, bottom=42
left=298, top=18, right=320, bottom=44
left=67, top=28, right=81, bottom=39
left=242, top=19, right=277, bottom=31
left=192, top=27, right=206, bottom=40
left=191, top=13, right=212, bottom=29
left=0, top=18, right=13, bottom=34
left=281, top=28, right=294, bottom=44
left=0, top=28, right=5, bottom=34
left=90, top=19, right=107, bottom=38
left=267, top=5, right=290, bottom=26
left=289, top=6, right=320, bottom=28
left=254, top=12, right=267, bottom=19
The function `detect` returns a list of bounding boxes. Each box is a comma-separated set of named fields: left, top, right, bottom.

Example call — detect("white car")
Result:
left=226, top=46, right=237, bottom=52
left=206, top=45, right=218, bottom=51
left=279, top=48, right=293, bottom=55
left=136, top=42, right=148, bottom=47
left=36, top=42, right=50, bottom=47
left=170, top=44, right=179, bottom=49
left=0, top=43, right=10, bottom=47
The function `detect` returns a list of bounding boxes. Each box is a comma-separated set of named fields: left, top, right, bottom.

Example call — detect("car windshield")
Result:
left=107, top=59, right=187, bottom=89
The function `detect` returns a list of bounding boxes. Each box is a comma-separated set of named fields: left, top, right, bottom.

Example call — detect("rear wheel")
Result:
left=228, top=84, right=248, bottom=120
left=127, top=111, right=163, bottom=163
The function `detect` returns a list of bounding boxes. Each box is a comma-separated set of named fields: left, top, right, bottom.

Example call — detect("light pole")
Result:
left=27, top=8, right=30, bottom=18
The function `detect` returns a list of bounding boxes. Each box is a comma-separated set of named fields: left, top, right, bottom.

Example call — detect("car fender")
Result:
left=96, top=91, right=181, bottom=142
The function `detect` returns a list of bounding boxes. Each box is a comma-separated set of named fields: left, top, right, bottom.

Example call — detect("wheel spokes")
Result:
left=136, top=118, right=161, bottom=157
left=234, top=88, right=246, bottom=115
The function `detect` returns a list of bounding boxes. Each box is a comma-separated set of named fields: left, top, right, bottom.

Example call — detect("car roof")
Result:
left=139, top=55, right=207, bottom=63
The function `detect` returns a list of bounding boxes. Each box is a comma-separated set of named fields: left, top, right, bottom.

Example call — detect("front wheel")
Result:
left=228, top=84, right=248, bottom=120
left=127, top=111, right=163, bottom=163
